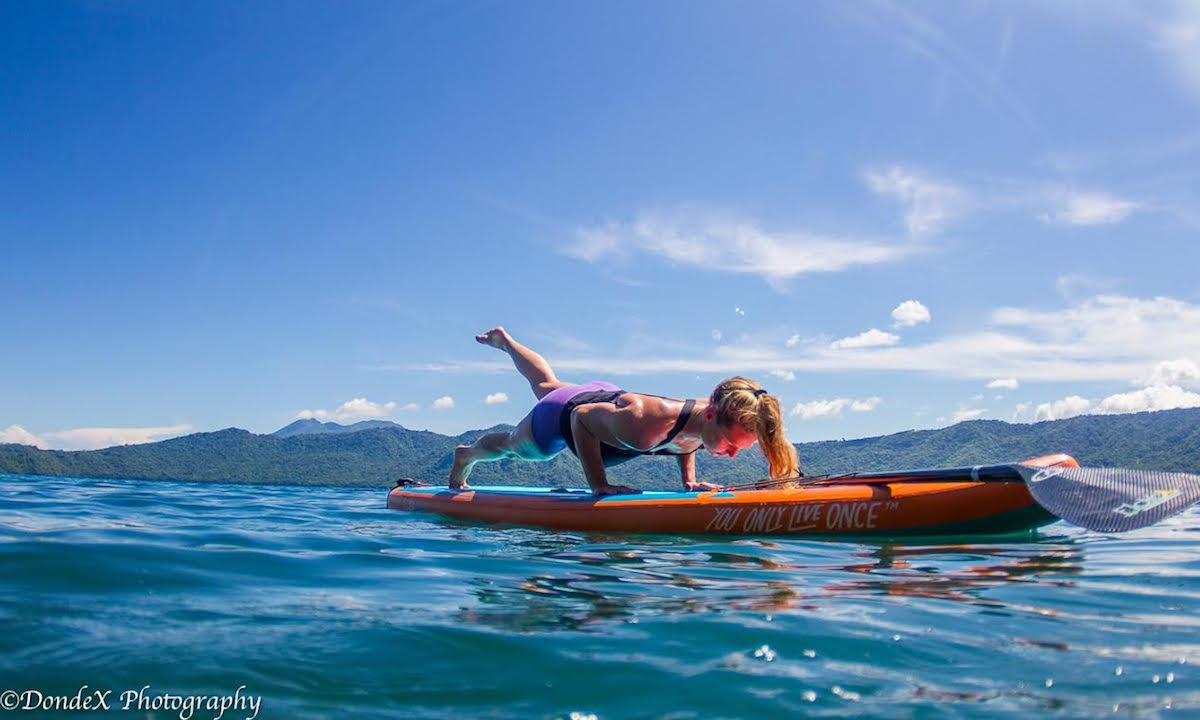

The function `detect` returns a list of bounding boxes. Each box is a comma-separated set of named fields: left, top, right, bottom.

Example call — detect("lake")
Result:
left=2, top=473, right=1197, bottom=718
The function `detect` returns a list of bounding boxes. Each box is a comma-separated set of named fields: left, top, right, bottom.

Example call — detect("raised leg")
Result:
left=448, top=413, right=553, bottom=489
left=476, top=326, right=569, bottom=400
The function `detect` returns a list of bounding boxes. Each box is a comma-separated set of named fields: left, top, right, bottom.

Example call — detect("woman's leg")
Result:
left=476, top=326, right=569, bottom=400
left=448, top=412, right=553, bottom=489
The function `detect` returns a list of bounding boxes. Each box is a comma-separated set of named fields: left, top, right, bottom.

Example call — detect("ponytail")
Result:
left=710, top=377, right=800, bottom=480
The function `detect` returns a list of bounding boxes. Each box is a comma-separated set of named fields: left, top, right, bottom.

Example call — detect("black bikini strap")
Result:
left=657, top=399, right=695, bottom=448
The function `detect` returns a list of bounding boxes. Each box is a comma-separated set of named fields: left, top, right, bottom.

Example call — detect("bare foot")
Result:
left=593, top=484, right=642, bottom=497
left=475, top=327, right=511, bottom=351
left=448, top=445, right=473, bottom=490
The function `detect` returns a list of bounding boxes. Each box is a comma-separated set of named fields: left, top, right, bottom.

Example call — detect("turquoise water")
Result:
left=2, top=473, right=1198, bottom=719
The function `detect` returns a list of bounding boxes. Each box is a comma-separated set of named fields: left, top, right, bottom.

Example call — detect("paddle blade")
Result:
left=1017, top=464, right=1200, bottom=533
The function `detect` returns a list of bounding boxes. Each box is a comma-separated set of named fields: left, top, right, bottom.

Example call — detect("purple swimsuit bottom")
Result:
left=530, top=381, right=622, bottom=455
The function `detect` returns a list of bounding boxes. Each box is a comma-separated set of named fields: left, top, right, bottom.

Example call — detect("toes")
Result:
left=475, top=327, right=508, bottom=348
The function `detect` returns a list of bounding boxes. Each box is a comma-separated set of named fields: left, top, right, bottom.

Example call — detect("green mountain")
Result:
left=272, top=418, right=405, bottom=437
left=1, top=408, right=1197, bottom=488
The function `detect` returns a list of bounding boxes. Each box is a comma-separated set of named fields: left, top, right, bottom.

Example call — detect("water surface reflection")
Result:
left=459, top=534, right=1086, bottom=632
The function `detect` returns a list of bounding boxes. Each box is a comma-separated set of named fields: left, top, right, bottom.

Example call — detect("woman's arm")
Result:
left=677, top=453, right=696, bottom=487
left=570, top=405, right=609, bottom=492
left=677, top=452, right=721, bottom=491
left=570, top=405, right=641, bottom=496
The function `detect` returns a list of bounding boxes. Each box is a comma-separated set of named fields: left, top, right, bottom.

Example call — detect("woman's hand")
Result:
left=684, top=480, right=724, bottom=492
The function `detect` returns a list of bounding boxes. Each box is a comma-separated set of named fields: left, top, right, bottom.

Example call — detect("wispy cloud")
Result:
left=567, top=210, right=920, bottom=287
left=528, top=329, right=597, bottom=355
left=484, top=392, right=509, bottom=405
left=297, top=397, right=396, bottom=422
left=791, top=396, right=883, bottom=420
left=991, top=295, right=1200, bottom=359
left=46, top=425, right=195, bottom=450
left=952, top=407, right=986, bottom=423
left=987, top=378, right=1019, bottom=390
left=432, top=396, right=455, bottom=410
left=831, top=329, right=900, bottom=350
left=1013, top=402, right=1032, bottom=422
left=1042, top=189, right=1140, bottom=226
left=842, top=1, right=1046, bottom=138
left=5, top=424, right=196, bottom=451
left=769, top=369, right=796, bottom=382
left=364, top=359, right=511, bottom=374
left=394, top=295, right=1200, bottom=395
left=1150, top=1, right=1200, bottom=99
left=864, top=167, right=968, bottom=236
left=1055, top=273, right=1122, bottom=300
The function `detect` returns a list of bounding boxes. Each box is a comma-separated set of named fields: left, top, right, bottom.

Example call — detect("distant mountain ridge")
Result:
left=272, top=418, right=405, bottom=437
left=1, top=408, right=1198, bottom=488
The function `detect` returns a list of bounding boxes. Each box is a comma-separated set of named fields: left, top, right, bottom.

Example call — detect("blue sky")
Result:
left=3, top=1, right=1200, bottom=451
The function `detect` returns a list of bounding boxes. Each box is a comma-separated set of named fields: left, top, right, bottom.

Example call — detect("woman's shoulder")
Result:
left=616, top=392, right=675, bottom=414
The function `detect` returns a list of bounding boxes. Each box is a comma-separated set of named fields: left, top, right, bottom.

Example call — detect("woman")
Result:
left=449, top=327, right=799, bottom=496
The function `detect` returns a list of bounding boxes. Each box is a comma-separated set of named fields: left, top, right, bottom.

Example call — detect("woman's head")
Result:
left=705, top=376, right=799, bottom=480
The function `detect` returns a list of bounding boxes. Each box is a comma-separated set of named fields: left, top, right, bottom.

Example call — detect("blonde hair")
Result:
left=710, top=376, right=800, bottom=480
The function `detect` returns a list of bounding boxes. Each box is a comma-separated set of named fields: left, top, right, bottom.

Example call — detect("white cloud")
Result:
left=485, top=392, right=509, bottom=405
left=792, top=399, right=851, bottom=420
left=863, top=166, right=967, bottom=236
left=711, top=329, right=723, bottom=342
left=987, top=378, right=1020, bottom=390
left=991, top=296, right=1200, bottom=366
left=3, top=423, right=194, bottom=451
left=1013, top=402, right=1032, bottom=421
left=569, top=211, right=920, bottom=284
left=785, top=334, right=802, bottom=348
left=1043, top=190, right=1139, bottom=226
left=44, top=424, right=194, bottom=451
left=952, top=408, right=986, bottom=423
left=1137, top=358, right=1200, bottom=389
left=398, top=403, right=419, bottom=412
left=0, top=424, right=45, bottom=448
left=831, top=328, right=900, bottom=350
left=734, top=306, right=746, bottom=317
left=851, top=397, right=882, bottom=412
left=891, top=300, right=931, bottom=327
left=791, top=397, right=881, bottom=419
left=1097, top=384, right=1200, bottom=415
left=298, top=397, right=397, bottom=422
left=769, top=369, right=796, bottom=382
left=1035, top=396, right=1092, bottom=422
left=432, top=396, right=455, bottom=410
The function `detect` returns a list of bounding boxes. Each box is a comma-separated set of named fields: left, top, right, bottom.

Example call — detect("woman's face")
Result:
left=704, top=420, right=757, bottom=458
